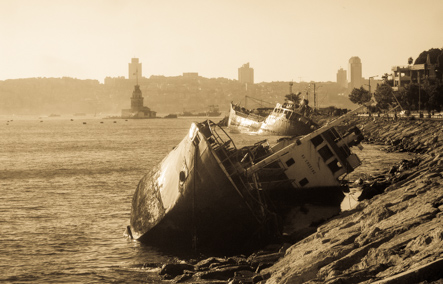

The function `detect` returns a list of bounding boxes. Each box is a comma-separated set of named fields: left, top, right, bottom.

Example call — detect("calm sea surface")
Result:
left=0, top=116, right=411, bottom=283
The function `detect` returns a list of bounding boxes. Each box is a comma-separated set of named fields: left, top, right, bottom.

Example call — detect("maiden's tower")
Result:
left=121, top=63, right=156, bottom=118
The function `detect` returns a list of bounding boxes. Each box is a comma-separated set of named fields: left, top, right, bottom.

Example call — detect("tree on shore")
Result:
left=414, top=48, right=442, bottom=65
left=373, top=48, right=443, bottom=112
left=424, top=81, right=443, bottom=112
left=415, top=48, right=443, bottom=82
left=374, top=83, right=398, bottom=110
left=393, top=79, right=443, bottom=113
left=348, top=86, right=371, bottom=105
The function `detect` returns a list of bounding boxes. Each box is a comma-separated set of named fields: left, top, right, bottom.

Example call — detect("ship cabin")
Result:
left=281, top=100, right=296, bottom=110
left=306, top=126, right=363, bottom=181
left=249, top=125, right=363, bottom=189
left=271, top=102, right=304, bottom=122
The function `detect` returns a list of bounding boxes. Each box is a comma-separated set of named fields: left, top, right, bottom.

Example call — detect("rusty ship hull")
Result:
left=227, top=102, right=268, bottom=132
left=257, top=103, right=318, bottom=136
left=129, top=121, right=273, bottom=254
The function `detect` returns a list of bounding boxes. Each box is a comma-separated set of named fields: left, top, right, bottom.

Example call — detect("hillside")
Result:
left=0, top=76, right=353, bottom=115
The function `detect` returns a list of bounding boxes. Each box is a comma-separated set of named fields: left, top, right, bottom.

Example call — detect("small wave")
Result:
left=0, top=167, right=146, bottom=180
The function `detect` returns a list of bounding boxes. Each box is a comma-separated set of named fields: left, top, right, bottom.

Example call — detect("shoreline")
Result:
left=150, top=117, right=443, bottom=283
left=263, top=118, right=443, bottom=284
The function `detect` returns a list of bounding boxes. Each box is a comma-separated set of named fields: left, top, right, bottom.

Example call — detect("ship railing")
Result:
left=203, top=120, right=253, bottom=180
left=204, top=120, right=275, bottom=228
left=205, top=122, right=237, bottom=159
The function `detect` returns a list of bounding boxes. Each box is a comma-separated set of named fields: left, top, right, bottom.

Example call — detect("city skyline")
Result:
left=1, top=0, right=442, bottom=84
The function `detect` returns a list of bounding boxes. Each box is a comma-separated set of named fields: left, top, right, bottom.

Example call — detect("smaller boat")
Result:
left=179, top=105, right=222, bottom=117
left=179, top=110, right=207, bottom=117
left=206, top=105, right=222, bottom=117
left=228, top=82, right=318, bottom=136
left=228, top=103, right=272, bottom=132
left=163, top=113, right=178, bottom=119
left=258, top=93, right=318, bottom=136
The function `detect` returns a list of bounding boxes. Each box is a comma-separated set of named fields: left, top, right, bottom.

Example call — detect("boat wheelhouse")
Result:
left=258, top=98, right=317, bottom=136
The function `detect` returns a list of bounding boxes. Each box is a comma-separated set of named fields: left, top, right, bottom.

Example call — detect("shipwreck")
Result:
left=128, top=109, right=365, bottom=255
left=227, top=82, right=318, bottom=136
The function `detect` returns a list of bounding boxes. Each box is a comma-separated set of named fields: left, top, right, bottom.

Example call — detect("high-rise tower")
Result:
left=348, top=57, right=362, bottom=90
left=128, top=58, right=142, bottom=81
left=336, top=68, right=347, bottom=88
left=238, top=63, right=254, bottom=84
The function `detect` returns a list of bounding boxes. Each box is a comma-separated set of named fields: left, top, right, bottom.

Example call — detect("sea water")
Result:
left=0, top=116, right=411, bottom=283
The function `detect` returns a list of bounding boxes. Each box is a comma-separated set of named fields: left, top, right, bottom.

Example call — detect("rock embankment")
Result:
left=155, top=118, right=443, bottom=283
left=263, top=118, right=443, bottom=284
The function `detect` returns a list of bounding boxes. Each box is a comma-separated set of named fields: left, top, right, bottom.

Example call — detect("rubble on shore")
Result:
left=154, top=118, right=443, bottom=283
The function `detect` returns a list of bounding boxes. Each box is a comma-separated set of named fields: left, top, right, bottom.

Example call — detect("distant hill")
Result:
left=0, top=76, right=355, bottom=116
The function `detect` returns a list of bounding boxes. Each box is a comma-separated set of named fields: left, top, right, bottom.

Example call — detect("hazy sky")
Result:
left=1, top=0, right=442, bottom=83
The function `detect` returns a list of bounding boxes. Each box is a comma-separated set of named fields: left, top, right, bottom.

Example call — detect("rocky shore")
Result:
left=154, top=118, right=443, bottom=283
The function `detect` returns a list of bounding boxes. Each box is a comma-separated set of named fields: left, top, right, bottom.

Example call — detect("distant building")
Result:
left=104, top=76, right=125, bottom=86
left=238, top=63, right=254, bottom=84
left=183, top=72, right=199, bottom=78
left=128, top=58, right=142, bottom=81
left=336, top=68, right=347, bottom=88
left=348, top=57, right=362, bottom=90
left=391, top=54, right=437, bottom=91
left=121, top=84, right=156, bottom=118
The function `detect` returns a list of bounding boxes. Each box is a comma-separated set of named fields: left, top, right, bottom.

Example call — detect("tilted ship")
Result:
left=128, top=108, right=365, bottom=254
left=129, top=120, right=274, bottom=254
left=228, top=82, right=318, bottom=135
left=227, top=103, right=272, bottom=132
